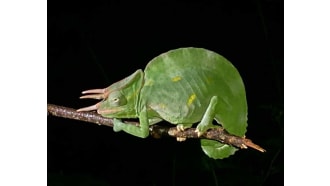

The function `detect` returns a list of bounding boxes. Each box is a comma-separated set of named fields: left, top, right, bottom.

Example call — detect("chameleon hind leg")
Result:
left=195, top=96, right=218, bottom=137
left=196, top=96, right=238, bottom=159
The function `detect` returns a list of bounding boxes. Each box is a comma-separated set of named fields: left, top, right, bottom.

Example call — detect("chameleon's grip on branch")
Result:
left=47, top=104, right=265, bottom=153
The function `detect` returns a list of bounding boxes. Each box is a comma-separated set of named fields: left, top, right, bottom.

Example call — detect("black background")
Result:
left=48, top=0, right=283, bottom=185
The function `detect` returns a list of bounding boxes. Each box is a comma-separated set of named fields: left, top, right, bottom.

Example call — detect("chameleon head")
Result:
left=77, top=69, right=144, bottom=118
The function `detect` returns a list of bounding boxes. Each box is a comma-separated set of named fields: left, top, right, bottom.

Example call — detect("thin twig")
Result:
left=47, top=103, right=265, bottom=152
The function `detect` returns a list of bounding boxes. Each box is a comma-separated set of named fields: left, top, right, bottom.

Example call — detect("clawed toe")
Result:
left=176, top=137, right=187, bottom=142
left=194, top=129, right=203, bottom=137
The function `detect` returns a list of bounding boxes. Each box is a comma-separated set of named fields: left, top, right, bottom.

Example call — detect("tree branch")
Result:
left=47, top=103, right=265, bottom=152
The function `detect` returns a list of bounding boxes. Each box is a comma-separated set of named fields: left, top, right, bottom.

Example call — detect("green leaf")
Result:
left=201, top=139, right=238, bottom=159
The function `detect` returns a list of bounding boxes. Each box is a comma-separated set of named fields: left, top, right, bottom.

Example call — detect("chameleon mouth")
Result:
left=76, top=102, right=123, bottom=114
left=97, top=107, right=124, bottom=115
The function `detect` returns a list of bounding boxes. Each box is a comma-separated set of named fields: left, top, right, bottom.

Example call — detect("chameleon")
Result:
left=77, top=47, right=247, bottom=159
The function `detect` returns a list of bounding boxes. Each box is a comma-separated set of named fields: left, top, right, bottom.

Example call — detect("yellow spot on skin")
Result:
left=187, top=94, right=196, bottom=106
left=172, top=76, right=181, bottom=82
left=159, top=103, right=166, bottom=109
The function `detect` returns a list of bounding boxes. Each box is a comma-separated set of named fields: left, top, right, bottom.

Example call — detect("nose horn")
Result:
left=79, top=88, right=109, bottom=100
left=77, top=102, right=100, bottom=112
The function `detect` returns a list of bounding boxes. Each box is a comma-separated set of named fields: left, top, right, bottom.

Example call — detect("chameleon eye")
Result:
left=111, top=97, right=122, bottom=106
left=108, top=91, right=127, bottom=106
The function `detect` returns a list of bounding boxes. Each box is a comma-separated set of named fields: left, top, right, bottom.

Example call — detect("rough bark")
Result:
left=47, top=104, right=265, bottom=152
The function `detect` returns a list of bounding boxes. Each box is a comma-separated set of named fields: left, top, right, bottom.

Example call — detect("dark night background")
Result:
left=48, top=0, right=283, bottom=185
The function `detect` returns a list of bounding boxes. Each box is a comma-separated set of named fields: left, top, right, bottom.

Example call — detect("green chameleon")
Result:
left=78, top=47, right=247, bottom=159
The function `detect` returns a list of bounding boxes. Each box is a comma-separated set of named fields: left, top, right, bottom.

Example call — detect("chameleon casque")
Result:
left=77, top=47, right=247, bottom=159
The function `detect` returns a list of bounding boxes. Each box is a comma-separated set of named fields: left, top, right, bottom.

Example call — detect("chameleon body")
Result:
left=78, top=47, right=247, bottom=159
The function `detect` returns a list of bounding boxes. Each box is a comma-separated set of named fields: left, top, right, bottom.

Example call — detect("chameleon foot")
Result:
left=176, top=124, right=185, bottom=131
left=175, top=125, right=188, bottom=141
left=194, top=128, right=203, bottom=137
left=176, top=137, right=187, bottom=142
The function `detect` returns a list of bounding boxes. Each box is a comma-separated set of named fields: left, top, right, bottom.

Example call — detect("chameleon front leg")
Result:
left=175, top=123, right=193, bottom=142
left=195, top=96, right=218, bottom=137
left=113, top=107, right=151, bottom=138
